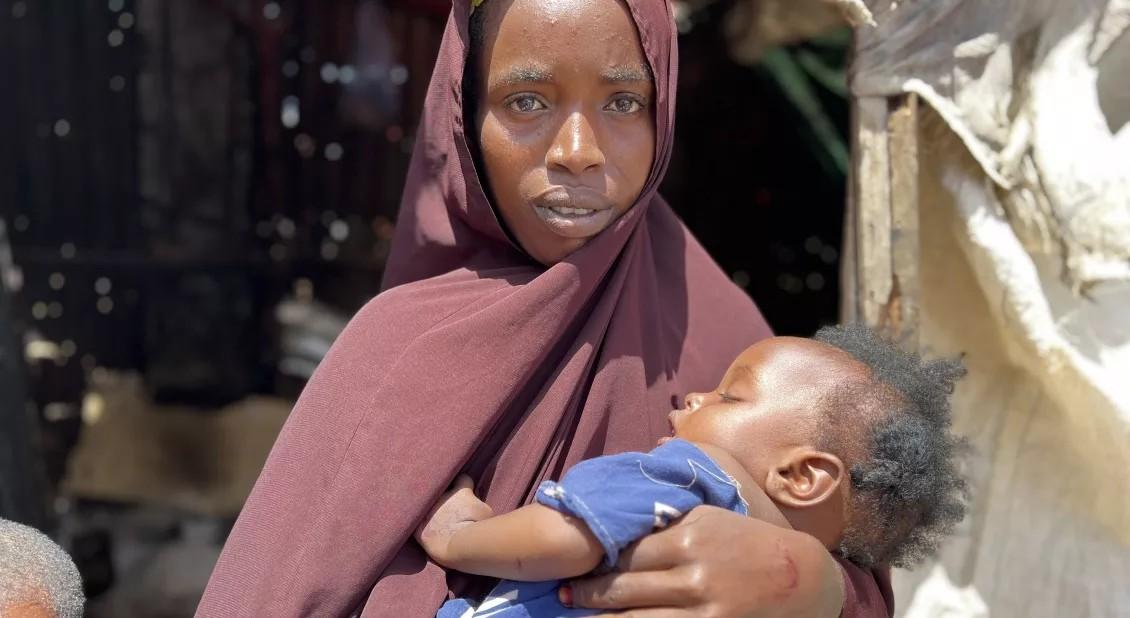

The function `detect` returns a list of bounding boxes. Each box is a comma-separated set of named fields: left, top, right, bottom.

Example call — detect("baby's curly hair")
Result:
left=814, top=324, right=969, bottom=568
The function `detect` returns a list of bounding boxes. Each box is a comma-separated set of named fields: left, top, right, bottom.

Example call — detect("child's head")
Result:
left=669, top=324, right=967, bottom=568
left=0, top=519, right=85, bottom=618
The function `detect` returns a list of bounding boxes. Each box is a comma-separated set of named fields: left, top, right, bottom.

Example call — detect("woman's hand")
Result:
left=566, top=506, right=845, bottom=618
left=414, top=475, right=494, bottom=566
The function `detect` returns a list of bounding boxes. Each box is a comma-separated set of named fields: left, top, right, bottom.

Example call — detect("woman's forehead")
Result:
left=481, top=0, right=648, bottom=72
left=481, top=0, right=632, bottom=25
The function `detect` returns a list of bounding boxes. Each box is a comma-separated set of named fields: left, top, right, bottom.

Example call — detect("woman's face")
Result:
left=473, top=0, right=656, bottom=265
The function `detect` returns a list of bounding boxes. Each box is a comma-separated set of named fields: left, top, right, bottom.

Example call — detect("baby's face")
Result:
left=667, top=337, right=868, bottom=487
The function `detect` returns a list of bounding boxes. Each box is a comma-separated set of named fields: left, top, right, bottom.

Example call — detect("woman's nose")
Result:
left=547, top=112, right=606, bottom=177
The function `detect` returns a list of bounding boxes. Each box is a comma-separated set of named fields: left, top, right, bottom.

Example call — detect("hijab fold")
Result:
left=195, top=2, right=886, bottom=615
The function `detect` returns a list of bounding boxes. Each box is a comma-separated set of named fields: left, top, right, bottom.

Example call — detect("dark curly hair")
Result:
left=814, top=324, right=969, bottom=568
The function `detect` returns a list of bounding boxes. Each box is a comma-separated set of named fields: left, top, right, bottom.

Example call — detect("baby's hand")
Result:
left=415, top=474, right=494, bottom=565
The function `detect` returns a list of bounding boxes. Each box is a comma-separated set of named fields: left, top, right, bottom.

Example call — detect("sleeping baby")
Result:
left=416, top=324, right=968, bottom=617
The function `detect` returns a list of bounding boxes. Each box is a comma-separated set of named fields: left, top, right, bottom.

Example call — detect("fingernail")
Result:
left=558, top=584, right=573, bottom=607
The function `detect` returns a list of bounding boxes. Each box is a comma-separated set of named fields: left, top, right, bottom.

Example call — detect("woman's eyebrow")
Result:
left=490, top=66, right=554, bottom=89
left=601, top=65, right=653, bottom=84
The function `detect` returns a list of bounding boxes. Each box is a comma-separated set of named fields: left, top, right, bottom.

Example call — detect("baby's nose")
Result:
left=683, top=392, right=706, bottom=411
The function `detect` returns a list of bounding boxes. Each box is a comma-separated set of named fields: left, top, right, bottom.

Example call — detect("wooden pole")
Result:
left=844, top=93, right=920, bottom=350
left=887, top=93, right=920, bottom=350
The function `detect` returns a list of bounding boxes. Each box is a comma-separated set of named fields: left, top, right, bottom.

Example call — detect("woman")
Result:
left=198, top=1, right=892, bottom=616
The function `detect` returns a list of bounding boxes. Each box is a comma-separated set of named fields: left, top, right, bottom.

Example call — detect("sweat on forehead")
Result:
left=465, top=0, right=657, bottom=121
left=469, top=0, right=647, bottom=61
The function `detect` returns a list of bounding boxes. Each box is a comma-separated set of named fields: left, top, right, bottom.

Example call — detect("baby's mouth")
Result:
left=658, top=411, right=677, bottom=446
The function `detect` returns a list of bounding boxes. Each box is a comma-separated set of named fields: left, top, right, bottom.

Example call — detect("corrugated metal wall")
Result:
left=1, top=0, right=444, bottom=404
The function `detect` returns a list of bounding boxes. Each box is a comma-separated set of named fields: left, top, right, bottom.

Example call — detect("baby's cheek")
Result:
left=682, top=417, right=758, bottom=462
left=673, top=418, right=721, bottom=445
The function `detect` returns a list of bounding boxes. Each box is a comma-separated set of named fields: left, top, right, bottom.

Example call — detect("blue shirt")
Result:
left=437, top=439, right=749, bottom=618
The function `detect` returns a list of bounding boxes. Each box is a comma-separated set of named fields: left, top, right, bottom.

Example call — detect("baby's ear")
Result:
left=764, top=448, right=845, bottom=509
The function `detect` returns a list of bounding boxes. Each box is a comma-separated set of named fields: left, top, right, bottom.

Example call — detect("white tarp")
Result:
left=847, top=0, right=1130, bottom=616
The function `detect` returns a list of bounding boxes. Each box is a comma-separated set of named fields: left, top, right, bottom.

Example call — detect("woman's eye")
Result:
left=606, top=96, right=644, bottom=114
left=507, top=96, right=546, bottom=113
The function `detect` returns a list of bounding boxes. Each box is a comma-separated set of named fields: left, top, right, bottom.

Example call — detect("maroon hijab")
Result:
left=199, top=2, right=888, bottom=616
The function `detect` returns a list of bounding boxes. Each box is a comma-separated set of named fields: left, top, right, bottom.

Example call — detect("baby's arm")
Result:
left=415, top=476, right=605, bottom=581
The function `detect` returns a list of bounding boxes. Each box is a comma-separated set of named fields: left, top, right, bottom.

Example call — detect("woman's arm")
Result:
left=416, top=475, right=606, bottom=581
left=568, top=506, right=863, bottom=618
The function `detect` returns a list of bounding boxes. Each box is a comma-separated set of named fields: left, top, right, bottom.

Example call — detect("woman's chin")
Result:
left=526, top=240, right=582, bottom=266
left=522, top=208, right=623, bottom=265
left=523, top=231, right=595, bottom=266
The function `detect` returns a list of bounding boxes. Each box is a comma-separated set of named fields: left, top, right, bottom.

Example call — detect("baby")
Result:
left=416, top=324, right=968, bottom=617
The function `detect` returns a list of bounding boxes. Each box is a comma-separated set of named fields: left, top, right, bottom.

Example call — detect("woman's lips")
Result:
left=531, top=189, right=616, bottom=239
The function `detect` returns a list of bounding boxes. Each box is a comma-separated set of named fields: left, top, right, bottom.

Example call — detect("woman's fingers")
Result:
left=567, top=567, right=705, bottom=610
left=566, top=508, right=709, bottom=610
left=614, top=508, right=706, bottom=572
left=610, top=524, right=687, bottom=573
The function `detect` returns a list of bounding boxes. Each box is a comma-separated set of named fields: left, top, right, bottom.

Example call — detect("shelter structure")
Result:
left=839, top=0, right=1130, bottom=615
